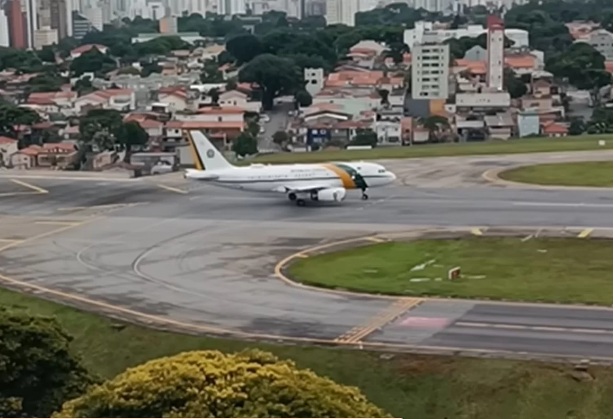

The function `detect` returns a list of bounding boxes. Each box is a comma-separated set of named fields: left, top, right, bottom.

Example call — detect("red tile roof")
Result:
left=0, top=136, right=17, bottom=145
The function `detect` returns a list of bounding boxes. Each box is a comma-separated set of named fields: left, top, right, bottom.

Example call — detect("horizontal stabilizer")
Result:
left=185, top=169, right=219, bottom=180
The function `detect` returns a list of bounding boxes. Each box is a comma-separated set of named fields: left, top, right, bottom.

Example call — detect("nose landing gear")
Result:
left=361, top=188, right=369, bottom=200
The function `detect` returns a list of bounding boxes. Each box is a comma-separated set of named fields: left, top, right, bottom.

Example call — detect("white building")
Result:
left=25, top=0, right=39, bottom=49
left=326, top=0, right=359, bottom=27
left=83, top=6, right=103, bottom=30
left=411, top=41, right=450, bottom=100
left=33, top=26, right=58, bottom=49
left=404, top=21, right=529, bottom=51
left=304, top=67, right=324, bottom=97
left=486, top=15, right=504, bottom=91
left=575, top=29, right=613, bottom=60
left=216, top=0, right=246, bottom=15
left=0, top=9, right=9, bottom=47
left=411, top=0, right=454, bottom=13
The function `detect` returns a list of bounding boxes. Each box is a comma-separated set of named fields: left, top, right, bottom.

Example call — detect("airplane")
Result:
left=183, top=130, right=397, bottom=206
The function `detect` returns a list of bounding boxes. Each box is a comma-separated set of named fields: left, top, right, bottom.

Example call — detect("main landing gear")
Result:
left=288, top=192, right=307, bottom=207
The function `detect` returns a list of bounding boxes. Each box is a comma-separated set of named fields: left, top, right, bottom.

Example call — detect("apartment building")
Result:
left=325, top=0, right=359, bottom=26
left=411, top=42, right=450, bottom=99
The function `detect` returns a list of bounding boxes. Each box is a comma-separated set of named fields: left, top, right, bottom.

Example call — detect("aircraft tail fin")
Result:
left=186, top=130, right=234, bottom=171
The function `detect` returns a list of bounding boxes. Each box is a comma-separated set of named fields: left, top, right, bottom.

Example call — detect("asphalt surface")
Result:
left=0, top=150, right=612, bottom=362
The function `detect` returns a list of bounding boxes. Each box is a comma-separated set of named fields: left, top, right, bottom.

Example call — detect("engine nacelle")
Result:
left=316, top=187, right=346, bottom=202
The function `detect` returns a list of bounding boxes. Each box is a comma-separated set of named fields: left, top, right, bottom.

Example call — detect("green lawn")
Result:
left=499, top=161, right=613, bottom=187
left=289, top=237, right=613, bottom=305
left=0, top=286, right=612, bottom=419
left=248, top=135, right=613, bottom=164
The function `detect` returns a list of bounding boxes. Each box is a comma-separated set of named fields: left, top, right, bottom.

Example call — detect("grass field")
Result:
left=499, top=161, right=613, bottom=187
left=289, top=237, right=613, bottom=305
left=0, top=286, right=612, bottom=419
left=249, top=135, right=613, bottom=164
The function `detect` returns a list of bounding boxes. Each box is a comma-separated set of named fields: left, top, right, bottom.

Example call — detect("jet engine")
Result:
left=315, top=187, right=347, bottom=202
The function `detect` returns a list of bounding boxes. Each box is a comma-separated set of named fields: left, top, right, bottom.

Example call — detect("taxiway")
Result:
left=0, top=150, right=612, bottom=362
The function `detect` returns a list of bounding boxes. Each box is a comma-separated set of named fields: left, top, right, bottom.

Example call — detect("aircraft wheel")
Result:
left=288, top=193, right=297, bottom=201
left=296, top=199, right=306, bottom=207
left=361, top=193, right=369, bottom=200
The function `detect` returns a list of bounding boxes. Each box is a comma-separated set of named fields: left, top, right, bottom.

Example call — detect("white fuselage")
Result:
left=186, top=162, right=396, bottom=193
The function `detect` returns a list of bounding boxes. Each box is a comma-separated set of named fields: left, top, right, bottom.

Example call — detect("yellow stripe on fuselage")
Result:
left=320, top=163, right=357, bottom=189
left=185, top=131, right=204, bottom=170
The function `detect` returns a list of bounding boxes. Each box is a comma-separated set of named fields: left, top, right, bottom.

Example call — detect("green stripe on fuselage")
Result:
left=334, top=163, right=368, bottom=189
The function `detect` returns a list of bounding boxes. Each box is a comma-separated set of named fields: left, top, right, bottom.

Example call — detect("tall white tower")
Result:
left=486, top=14, right=505, bottom=91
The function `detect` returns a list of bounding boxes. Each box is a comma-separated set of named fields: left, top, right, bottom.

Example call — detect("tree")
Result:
left=36, top=45, right=56, bottom=63
left=0, top=310, right=93, bottom=417
left=115, top=121, right=149, bottom=161
left=350, top=128, right=378, bottom=147
left=568, top=118, right=585, bottom=136
left=232, top=132, right=258, bottom=157
left=70, top=49, right=116, bottom=76
left=0, top=103, right=41, bottom=137
left=295, top=89, right=313, bottom=107
left=225, top=33, right=263, bottom=64
left=272, top=130, right=289, bottom=146
left=78, top=109, right=123, bottom=151
left=546, top=43, right=609, bottom=90
left=239, top=54, right=302, bottom=110
left=503, top=68, right=527, bottom=99
left=247, top=120, right=260, bottom=137
left=72, top=76, right=96, bottom=96
left=200, top=60, right=224, bottom=83
left=54, top=349, right=389, bottom=418
left=28, top=73, right=66, bottom=93
left=378, top=89, right=390, bottom=105
left=208, top=88, right=220, bottom=105
left=0, top=47, right=43, bottom=72
left=420, top=115, right=450, bottom=143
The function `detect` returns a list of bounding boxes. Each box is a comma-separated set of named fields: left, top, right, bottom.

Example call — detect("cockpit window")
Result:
left=378, top=169, right=386, bottom=173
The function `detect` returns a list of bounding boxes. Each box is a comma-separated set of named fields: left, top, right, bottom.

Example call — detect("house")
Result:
left=504, top=54, right=537, bottom=75
left=26, top=91, right=76, bottom=112
left=531, top=79, right=555, bottom=98
left=194, top=44, right=226, bottom=61
left=484, top=113, right=514, bottom=139
left=174, top=108, right=246, bottom=146
left=521, top=95, right=553, bottom=111
left=217, top=90, right=261, bottom=113
left=0, top=136, right=18, bottom=167
left=70, top=44, right=108, bottom=59
left=10, top=143, right=77, bottom=169
left=542, top=121, right=568, bottom=137
left=158, top=87, right=190, bottom=111
left=74, top=89, right=136, bottom=114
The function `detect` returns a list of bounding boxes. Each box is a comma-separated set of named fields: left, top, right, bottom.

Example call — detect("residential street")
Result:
left=258, top=96, right=295, bottom=151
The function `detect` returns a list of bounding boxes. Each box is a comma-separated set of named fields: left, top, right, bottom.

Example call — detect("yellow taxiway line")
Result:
left=334, top=298, right=424, bottom=344
left=578, top=228, right=594, bottom=238
left=10, top=178, right=48, bottom=194
left=157, top=184, right=189, bottom=194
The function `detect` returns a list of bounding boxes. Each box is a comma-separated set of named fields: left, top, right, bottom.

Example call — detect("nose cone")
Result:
left=388, top=171, right=397, bottom=182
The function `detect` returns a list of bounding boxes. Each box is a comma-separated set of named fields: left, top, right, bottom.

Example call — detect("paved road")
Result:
left=0, top=151, right=612, bottom=362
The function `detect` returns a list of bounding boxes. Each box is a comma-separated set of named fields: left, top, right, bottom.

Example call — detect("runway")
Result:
left=0, top=150, right=612, bottom=362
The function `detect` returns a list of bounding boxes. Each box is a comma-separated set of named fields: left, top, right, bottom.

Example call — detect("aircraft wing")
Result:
left=272, top=184, right=333, bottom=194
